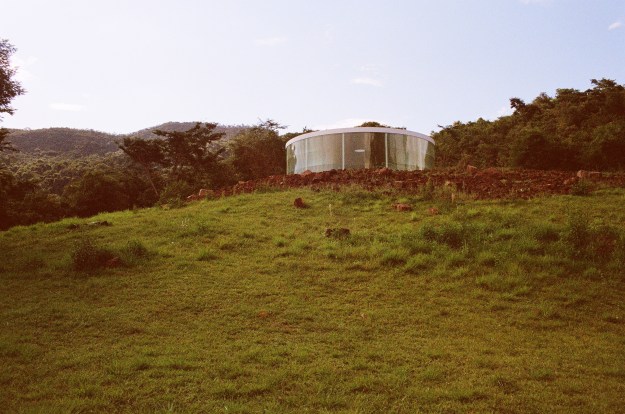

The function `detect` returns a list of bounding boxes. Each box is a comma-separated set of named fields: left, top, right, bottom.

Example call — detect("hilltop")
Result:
left=1, top=185, right=623, bottom=412
left=4, top=122, right=248, bottom=156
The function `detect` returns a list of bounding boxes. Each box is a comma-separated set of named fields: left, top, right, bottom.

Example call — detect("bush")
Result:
left=565, top=214, right=591, bottom=258
left=570, top=179, right=594, bottom=196
left=420, top=222, right=467, bottom=249
left=71, top=239, right=116, bottom=272
left=123, top=240, right=149, bottom=258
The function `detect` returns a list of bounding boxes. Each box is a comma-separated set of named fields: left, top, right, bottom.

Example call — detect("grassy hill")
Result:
left=1, top=186, right=624, bottom=412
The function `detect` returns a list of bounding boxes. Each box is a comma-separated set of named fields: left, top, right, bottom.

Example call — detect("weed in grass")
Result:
left=71, top=238, right=116, bottom=272
left=570, top=179, right=594, bottom=196
left=380, top=249, right=410, bottom=266
left=475, top=271, right=527, bottom=293
left=565, top=213, right=591, bottom=258
left=532, top=222, right=560, bottom=243
left=419, top=366, right=445, bottom=382
left=273, top=236, right=287, bottom=247
left=404, top=254, right=435, bottom=274
left=420, top=221, right=467, bottom=249
left=197, top=249, right=218, bottom=261
left=492, top=375, right=520, bottom=394
left=529, top=368, right=556, bottom=382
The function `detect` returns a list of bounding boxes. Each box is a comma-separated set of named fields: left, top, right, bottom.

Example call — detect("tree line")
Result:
left=432, top=79, right=625, bottom=170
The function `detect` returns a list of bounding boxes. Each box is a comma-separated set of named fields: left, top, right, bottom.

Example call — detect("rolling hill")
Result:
left=4, top=122, right=249, bottom=156
left=1, top=186, right=623, bottom=412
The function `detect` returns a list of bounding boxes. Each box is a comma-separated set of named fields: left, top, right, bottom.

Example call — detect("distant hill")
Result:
left=5, top=122, right=249, bottom=156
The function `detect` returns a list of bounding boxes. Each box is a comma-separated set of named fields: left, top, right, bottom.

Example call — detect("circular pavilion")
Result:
left=285, top=127, right=435, bottom=174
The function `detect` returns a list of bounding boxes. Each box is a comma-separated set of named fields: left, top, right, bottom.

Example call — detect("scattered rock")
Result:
left=428, top=207, right=440, bottom=215
left=187, top=194, right=200, bottom=202
left=325, top=228, right=351, bottom=239
left=393, top=203, right=412, bottom=212
left=293, top=197, right=307, bottom=208
left=87, top=220, right=111, bottom=226
left=376, top=167, right=392, bottom=176
left=563, top=177, right=577, bottom=186
left=576, top=170, right=588, bottom=179
left=588, top=171, right=601, bottom=179
left=198, top=188, right=212, bottom=198
left=466, top=165, right=478, bottom=174
left=301, top=170, right=314, bottom=177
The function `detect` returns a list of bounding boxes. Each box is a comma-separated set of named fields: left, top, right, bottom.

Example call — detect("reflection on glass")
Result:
left=286, top=131, right=434, bottom=174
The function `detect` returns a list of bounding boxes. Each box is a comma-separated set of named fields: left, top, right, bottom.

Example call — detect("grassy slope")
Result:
left=1, top=187, right=624, bottom=413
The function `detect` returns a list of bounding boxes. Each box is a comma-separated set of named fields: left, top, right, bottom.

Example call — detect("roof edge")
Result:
left=285, top=127, right=434, bottom=147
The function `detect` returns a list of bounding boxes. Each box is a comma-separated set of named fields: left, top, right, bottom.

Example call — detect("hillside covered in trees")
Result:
left=432, top=79, right=625, bottom=171
left=5, top=122, right=247, bottom=156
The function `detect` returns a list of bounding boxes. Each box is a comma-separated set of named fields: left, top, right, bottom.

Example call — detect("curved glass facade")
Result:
left=286, top=128, right=435, bottom=174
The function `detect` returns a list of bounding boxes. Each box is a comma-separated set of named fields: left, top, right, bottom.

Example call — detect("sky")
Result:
left=1, top=0, right=624, bottom=135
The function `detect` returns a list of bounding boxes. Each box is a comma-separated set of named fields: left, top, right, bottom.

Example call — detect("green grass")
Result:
left=1, top=187, right=624, bottom=413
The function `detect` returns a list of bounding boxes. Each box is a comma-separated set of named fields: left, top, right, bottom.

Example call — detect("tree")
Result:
left=153, top=122, right=226, bottom=182
left=0, top=39, right=25, bottom=152
left=118, top=137, right=165, bottom=197
left=229, top=120, right=286, bottom=180
left=0, top=39, right=25, bottom=120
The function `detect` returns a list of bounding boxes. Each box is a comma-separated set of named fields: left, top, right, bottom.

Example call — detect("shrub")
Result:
left=123, top=240, right=149, bottom=258
left=420, top=222, right=467, bottom=249
left=565, top=214, right=591, bottom=258
left=71, top=239, right=116, bottom=272
left=570, top=179, right=594, bottom=196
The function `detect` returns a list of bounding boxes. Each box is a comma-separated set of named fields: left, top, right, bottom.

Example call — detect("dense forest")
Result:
left=432, top=79, right=625, bottom=170
left=0, top=120, right=291, bottom=230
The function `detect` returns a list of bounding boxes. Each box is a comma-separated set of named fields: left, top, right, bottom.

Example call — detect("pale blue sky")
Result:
left=2, top=0, right=624, bottom=135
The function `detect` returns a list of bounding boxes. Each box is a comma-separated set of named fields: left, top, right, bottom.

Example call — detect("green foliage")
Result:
left=570, top=179, right=594, bottom=196
left=71, top=238, right=116, bottom=272
left=229, top=120, right=286, bottom=181
left=0, top=39, right=25, bottom=121
left=433, top=79, right=625, bottom=170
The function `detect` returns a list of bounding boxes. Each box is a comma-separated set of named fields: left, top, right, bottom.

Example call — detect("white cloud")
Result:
left=49, top=103, right=85, bottom=112
left=350, top=77, right=383, bottom=87
left=254, top=36, right=287, bottom=46
left=608, top=21, right=622, bottom=31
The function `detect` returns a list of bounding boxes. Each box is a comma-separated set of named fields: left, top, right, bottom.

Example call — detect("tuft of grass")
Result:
left=71, top=238, right=116, bottom=272
left=570, top=179, right=594, bottom=196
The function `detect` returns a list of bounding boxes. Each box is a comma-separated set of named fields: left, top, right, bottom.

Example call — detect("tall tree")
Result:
left=118, top=137, right=165, bottom=196
left=229, top=119, right=286, bottom=180
left=0, top=39, right=25, bottom=152
left=153, top=122, right=226, bottom=180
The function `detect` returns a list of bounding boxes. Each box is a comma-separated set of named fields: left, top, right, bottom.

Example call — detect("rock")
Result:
left=106, top=257, right=121, bottom=268
left=257, top=310, right=270, bottom=319
left=88, top=220, right=111, bottom=226
left=588, top=171, right=601, bottom=179
left=428, top=207, right=440, bottom=215
left=325, top=228, right=350, bottom=239
left=187, top=194, right=200, bottom=202
left=576, top=170, right=588, bottom=179
left=293, top=197, right=306, bottom=208
left=563, top=178, right=577, bottom=186
left=393, top=203, right=412, bottom=212
left=376, top=167, right=392, bottom=176
left=301, top=170, right=314, bottom=177
left=466, top=165, right=478, bottom=174
left=198, top=188, right=212, bottom=198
